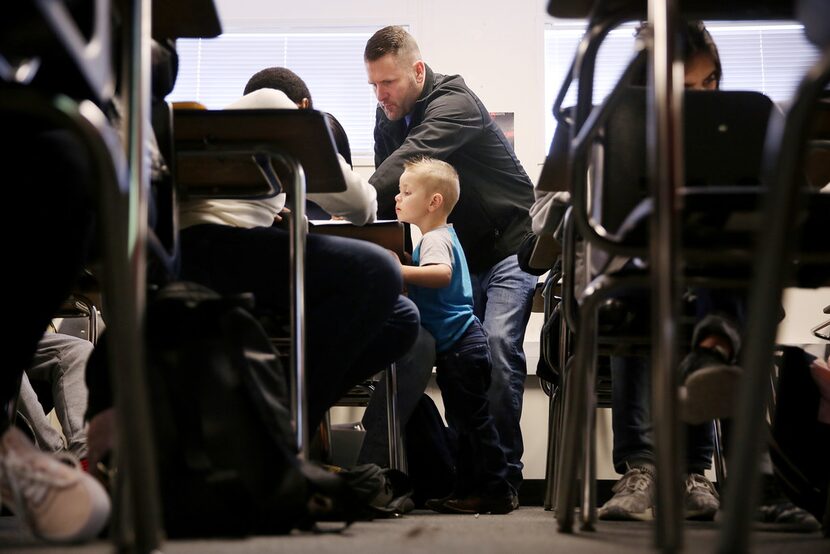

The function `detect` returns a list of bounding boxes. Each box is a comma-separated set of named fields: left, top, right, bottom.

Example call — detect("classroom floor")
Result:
left=2, top=507, right=827, bottom=553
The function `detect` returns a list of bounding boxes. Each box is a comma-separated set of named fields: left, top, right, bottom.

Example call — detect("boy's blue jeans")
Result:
left=435, top=319, right=511, bottom=497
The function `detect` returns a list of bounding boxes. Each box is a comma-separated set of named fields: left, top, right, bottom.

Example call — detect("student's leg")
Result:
left=180, top=226, right=419, bottom=430
left=3, top=129, right=95, bottom=426
left=27, top=333, right=93, bottom=459
left=16, top=373, right=66, bottom=453
left=358, top=326, right=435, bottom=467
left=610, top=356, right=654, bottom=472
left=599, top=355, right=658, bottom=521
left=470, top=255, right=536, bottom=491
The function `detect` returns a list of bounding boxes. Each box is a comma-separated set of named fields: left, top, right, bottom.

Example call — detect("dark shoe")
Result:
left=427, top=493, right=515, bottom=515
left=679, top=348, right=742, bottom=425
left=755, top=500, right=821, bottom=532
left=753, top=474, right=821, bottom=533
left=424, top=494, right=453, bottom=513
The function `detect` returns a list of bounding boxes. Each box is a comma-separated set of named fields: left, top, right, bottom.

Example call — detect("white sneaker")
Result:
left=0, top=426, right=110, bottom=542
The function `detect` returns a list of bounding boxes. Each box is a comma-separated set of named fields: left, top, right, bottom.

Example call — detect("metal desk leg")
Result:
left=288, top=161, right=308, bottom=459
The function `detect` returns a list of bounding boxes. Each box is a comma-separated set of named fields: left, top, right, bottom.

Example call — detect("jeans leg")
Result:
left=687, top=421, right=715, bottom=473
left=16, top=373, right=66, bottom=453
left=180, top=226, right=419, bottom=431
left=27, top=334, right=93, bottom=459
left=611, top=355, right=654, bottom=473
left=358, top=326, right=435, bottom=467
left=435, top=322, right=510, bottom=496
left=471, top=255, right=536, bottom=489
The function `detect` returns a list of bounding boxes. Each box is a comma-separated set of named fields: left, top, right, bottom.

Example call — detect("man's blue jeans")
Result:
left=470, top=254, right=537, bottom=489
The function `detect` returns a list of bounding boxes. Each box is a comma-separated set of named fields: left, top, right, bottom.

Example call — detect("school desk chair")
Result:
left=172, top=107, right=347, bottom=462
left=543, top=2, right=829, bottom=552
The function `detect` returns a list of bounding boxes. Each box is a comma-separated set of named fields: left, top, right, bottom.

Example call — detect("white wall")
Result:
left=214, top=0, right=552, bottom=181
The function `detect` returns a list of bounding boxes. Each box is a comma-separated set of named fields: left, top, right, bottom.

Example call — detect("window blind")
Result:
left=543, top=21, right=822, bottom=150
left=168, top=31, right=378, bottom=157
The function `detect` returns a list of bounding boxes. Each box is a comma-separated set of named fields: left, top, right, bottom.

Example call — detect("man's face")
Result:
left=366, top=53, right=425, bottom=121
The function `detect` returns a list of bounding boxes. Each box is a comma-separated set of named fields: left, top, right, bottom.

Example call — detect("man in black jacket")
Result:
left=364, top=26, right=537, bottom=494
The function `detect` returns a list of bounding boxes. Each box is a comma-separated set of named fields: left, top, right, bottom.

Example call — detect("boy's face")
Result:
left=395, top=171, right=433, bottom=226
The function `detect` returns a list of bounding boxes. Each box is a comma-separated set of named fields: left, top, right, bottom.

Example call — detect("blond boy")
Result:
left=393, top=157, right=514, bottom=514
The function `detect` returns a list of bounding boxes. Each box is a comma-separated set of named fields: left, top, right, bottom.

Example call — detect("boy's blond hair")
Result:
left=402, top=157, right=460, bottom=214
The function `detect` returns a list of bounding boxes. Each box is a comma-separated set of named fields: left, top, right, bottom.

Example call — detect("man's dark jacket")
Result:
left=369, top=65, right=534, bottom=273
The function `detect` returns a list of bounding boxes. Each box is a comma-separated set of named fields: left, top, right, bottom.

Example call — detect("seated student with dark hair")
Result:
left=177, top=68, right=420, bottom=433
left=240, top=67, right=437, bottom=469
left=530, top=20, right=820, bottom=529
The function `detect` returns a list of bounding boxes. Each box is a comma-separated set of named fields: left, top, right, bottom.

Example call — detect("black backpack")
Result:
left=404, top=394, right=457, bottom=507
left=146, top=282, right=351, bottom=536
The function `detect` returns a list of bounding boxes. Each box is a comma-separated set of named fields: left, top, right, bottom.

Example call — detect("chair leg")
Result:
left=544, top=385, right=560, bottom=510
left=713, top=419, right=727, bottom=486
left=581, top=392, right=597, bottom=531
left=555, top=300, right=599, bottom=532
left=385, top=363, right=406, bottom=472
left=318, top=411, right=333, bottom=464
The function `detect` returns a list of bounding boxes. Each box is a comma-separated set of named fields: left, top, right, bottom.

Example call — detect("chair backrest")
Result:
left=0, top=0, right=114, bottom=104
left=173, top=108, right=347, bottom=200
left=597, top=87, right=773, bottom=237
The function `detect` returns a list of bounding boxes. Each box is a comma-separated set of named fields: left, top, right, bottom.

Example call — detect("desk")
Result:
left=310, top=220, right=405, bottom=259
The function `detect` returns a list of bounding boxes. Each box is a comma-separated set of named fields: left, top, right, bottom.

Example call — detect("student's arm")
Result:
left=401, top=263, right=451, bottom=288
left=308, top=153, right=378, bottom=225
left=403, top=230, right=455, bottom=288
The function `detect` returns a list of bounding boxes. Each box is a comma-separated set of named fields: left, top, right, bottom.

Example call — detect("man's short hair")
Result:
left=244, top=67, right=312, bottom=106
left=364, top=25, right=421, bottom=63
left=403, top=157, right=460, bottom=213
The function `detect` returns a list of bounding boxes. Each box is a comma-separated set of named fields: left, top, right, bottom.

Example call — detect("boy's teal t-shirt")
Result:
left=408, top=225, right=475, bottom=352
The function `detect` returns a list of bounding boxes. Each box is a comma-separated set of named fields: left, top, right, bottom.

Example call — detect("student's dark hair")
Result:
left=680, top=20, right=722, bottom=85
left=632, top=20, right=722, bottom=87
left=364, top=25, right=420, bottom=62
left=324, top=112, right=353, bottom=168
left=243, top=67, right=312, bottom=106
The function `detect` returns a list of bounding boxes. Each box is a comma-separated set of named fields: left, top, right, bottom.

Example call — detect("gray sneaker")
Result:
left=684, top=473, right=719, bottom=521
left=598, top=465, right=656, bottom=521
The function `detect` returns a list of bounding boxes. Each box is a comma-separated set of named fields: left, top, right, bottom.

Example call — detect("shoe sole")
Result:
left=681, top=365, right=742, bottom=424
left=598, top=506, right=655, bottom=521
left=685, top=508, right=717, bottom=521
